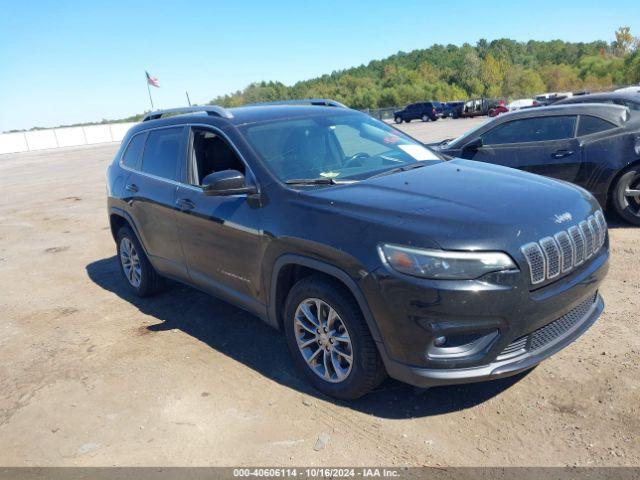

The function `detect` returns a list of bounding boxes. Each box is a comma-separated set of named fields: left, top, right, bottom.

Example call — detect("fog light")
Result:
left=434, top=336, right=447, bottom=347
left=426, top=330, right=499, bottom=360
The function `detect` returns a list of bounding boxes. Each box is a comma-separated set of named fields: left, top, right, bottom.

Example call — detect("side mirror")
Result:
left=463, top=137, right=483, bottom=152
left=201, top=170, right=257, bottom=196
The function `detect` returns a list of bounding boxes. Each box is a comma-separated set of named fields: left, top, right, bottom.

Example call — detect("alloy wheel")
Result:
left=120, top=237, right=142, bottom=288
left=294, top=298, right=353, bottom=383
left=622, top=173, right=640, bottom=218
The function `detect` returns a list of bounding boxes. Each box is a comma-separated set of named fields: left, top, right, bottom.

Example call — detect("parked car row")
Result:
left=109, top=99, right=617, bottom=399
left=393, top=86, right=640, bottom=124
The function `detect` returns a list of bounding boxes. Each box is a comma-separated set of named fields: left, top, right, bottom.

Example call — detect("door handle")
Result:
left=176, top=198, right=195, bottom=211
left=551, top=150, right=574, bottom=159
left=125, top=183, right=138, bottom=193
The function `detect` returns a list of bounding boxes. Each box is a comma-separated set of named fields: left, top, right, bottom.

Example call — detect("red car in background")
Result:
left=488, top=100, right=508, bottom=117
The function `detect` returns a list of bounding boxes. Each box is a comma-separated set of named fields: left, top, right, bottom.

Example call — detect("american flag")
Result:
left=145, top=71, right=159, bottom=88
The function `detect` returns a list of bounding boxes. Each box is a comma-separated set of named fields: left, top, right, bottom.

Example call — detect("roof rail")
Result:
left=142, top=105, right=233, bottom=122
left=246, top=98, right=348, bottom=108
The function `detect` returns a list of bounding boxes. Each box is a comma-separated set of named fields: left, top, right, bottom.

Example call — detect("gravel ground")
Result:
left=0, top=117, right=638, bottom=467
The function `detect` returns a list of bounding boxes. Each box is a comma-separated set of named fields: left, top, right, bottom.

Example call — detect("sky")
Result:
left=0, top=0, right=638, bottom=132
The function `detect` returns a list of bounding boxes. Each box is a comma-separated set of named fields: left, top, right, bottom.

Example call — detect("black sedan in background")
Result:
left=435, top=104, right=640, bottom=225
left=555, top=91, right=640, bottom=111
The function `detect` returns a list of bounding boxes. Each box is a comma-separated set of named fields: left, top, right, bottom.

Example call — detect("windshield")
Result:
left=240, top=113, right=442, bottom=183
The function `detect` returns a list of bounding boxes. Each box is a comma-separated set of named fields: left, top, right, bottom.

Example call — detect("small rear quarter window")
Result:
left=121, top=133, right=146, bottom=170
left=578, top=115, right=617, bottom=137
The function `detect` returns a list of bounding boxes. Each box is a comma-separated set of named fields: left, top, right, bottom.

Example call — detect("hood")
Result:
left=301, top=159, right=600, bottom=253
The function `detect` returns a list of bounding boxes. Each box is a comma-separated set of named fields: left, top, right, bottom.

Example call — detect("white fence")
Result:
left=0, top=122, right=136, bottom=155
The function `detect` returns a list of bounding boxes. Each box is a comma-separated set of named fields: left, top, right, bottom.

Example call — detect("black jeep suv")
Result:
left=107, top=100, right=609, bottom=399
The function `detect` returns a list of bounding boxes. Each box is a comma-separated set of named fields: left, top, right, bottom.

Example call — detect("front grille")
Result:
left=521, top=211, right=607, bottom=286
left=540, top=237, right=560, bottom=279
left=497, top=293, right=598, bottom=360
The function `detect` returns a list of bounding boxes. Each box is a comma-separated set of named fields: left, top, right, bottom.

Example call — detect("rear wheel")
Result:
left=283, top=275, right=386, bottom=399
left=394, top=116, right=402, bottom=124
left=421, top=114, right=429, bottom=122
left=116, top=226, right=163, bottom=296
left=612, top=166, right=640, bottom=225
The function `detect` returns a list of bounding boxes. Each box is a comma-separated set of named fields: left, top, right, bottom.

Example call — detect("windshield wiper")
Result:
left=285, top=178, right=356, bottom=186
left=367, top=162, right=426, bottom=180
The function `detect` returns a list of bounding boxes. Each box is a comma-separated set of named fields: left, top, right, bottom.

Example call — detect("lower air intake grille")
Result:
left=498, top=293, right=598, bottom=360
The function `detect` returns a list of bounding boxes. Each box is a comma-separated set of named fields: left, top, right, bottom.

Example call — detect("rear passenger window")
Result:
left=482, top=116, right=576, bottom=145
left=141, top=127, right=183, bottom=181
left=578, top=116, right=617, bottom=136
left=121, top=133, right=145, bottom=169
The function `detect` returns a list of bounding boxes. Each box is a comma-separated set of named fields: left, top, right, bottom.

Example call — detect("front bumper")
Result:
left=381, top=293, right=603, bottom=387
left=359, top=246, right=608, bottom=387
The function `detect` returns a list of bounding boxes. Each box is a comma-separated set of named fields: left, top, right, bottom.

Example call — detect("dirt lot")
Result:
left=0, top=117, right=638, bottom=467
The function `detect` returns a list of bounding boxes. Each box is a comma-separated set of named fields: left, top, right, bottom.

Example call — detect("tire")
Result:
left=404, top=119, right=411, bottom=123
left=116, top=225, right=163, bottom=297
left=488, top=109, right=496, bottom=117
left=430, top=116, right=438, bottom=122
left=421, top=114, right=429, bottom=122
left=612, top=166, right=640, bottom=225
left=394, top=116, right=403, bottom=124
left=283, top=275, right=386, bottom=400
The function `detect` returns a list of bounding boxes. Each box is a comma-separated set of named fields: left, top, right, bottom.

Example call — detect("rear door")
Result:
left=127, top=126, right=189, bottom=279
left=472, top=115, right=582, bottom=182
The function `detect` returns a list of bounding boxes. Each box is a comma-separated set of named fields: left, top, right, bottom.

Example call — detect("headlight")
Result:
left=378, top=244, right=517, bottom=280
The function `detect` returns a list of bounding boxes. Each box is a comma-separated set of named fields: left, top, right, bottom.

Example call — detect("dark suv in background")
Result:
left=461, top=98, right=503, bottom=118
left=394, top=101, right=440, bottom=123
left=444, top=101, right=464, bottom=118
left=107, top=100, right=609, bottom=399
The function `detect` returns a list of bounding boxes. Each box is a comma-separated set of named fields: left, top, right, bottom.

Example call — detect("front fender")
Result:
left=266, top=253, right=382, bottom=343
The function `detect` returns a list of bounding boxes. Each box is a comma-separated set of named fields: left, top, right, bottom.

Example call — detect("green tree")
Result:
left=613, top=26, right=635, bottom=56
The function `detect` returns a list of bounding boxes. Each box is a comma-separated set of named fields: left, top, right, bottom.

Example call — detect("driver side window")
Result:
left=482, top=116, right=577, bottom=145
left=189, top=128, right=245, bottom=186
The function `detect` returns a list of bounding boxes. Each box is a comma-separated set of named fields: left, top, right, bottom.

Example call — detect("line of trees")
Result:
left=209, top=27, right=640, bottom=110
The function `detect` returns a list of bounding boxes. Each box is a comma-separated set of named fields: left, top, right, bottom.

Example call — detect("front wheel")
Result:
left=283, top=275, right=386, bottom=399
left=394, top=116, right=402, bottom=124
left=612, top=166, right=640, bottom=225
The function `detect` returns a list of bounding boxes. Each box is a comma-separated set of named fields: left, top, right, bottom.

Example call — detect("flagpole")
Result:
left=185, top=91, right=191, bottom=106
left=147, top=82, right=155, bottom=110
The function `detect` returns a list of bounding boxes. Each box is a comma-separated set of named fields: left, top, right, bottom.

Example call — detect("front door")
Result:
left=468, top=115, right=582, bottom=182
left=174, top=127, right=264, bottom=311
